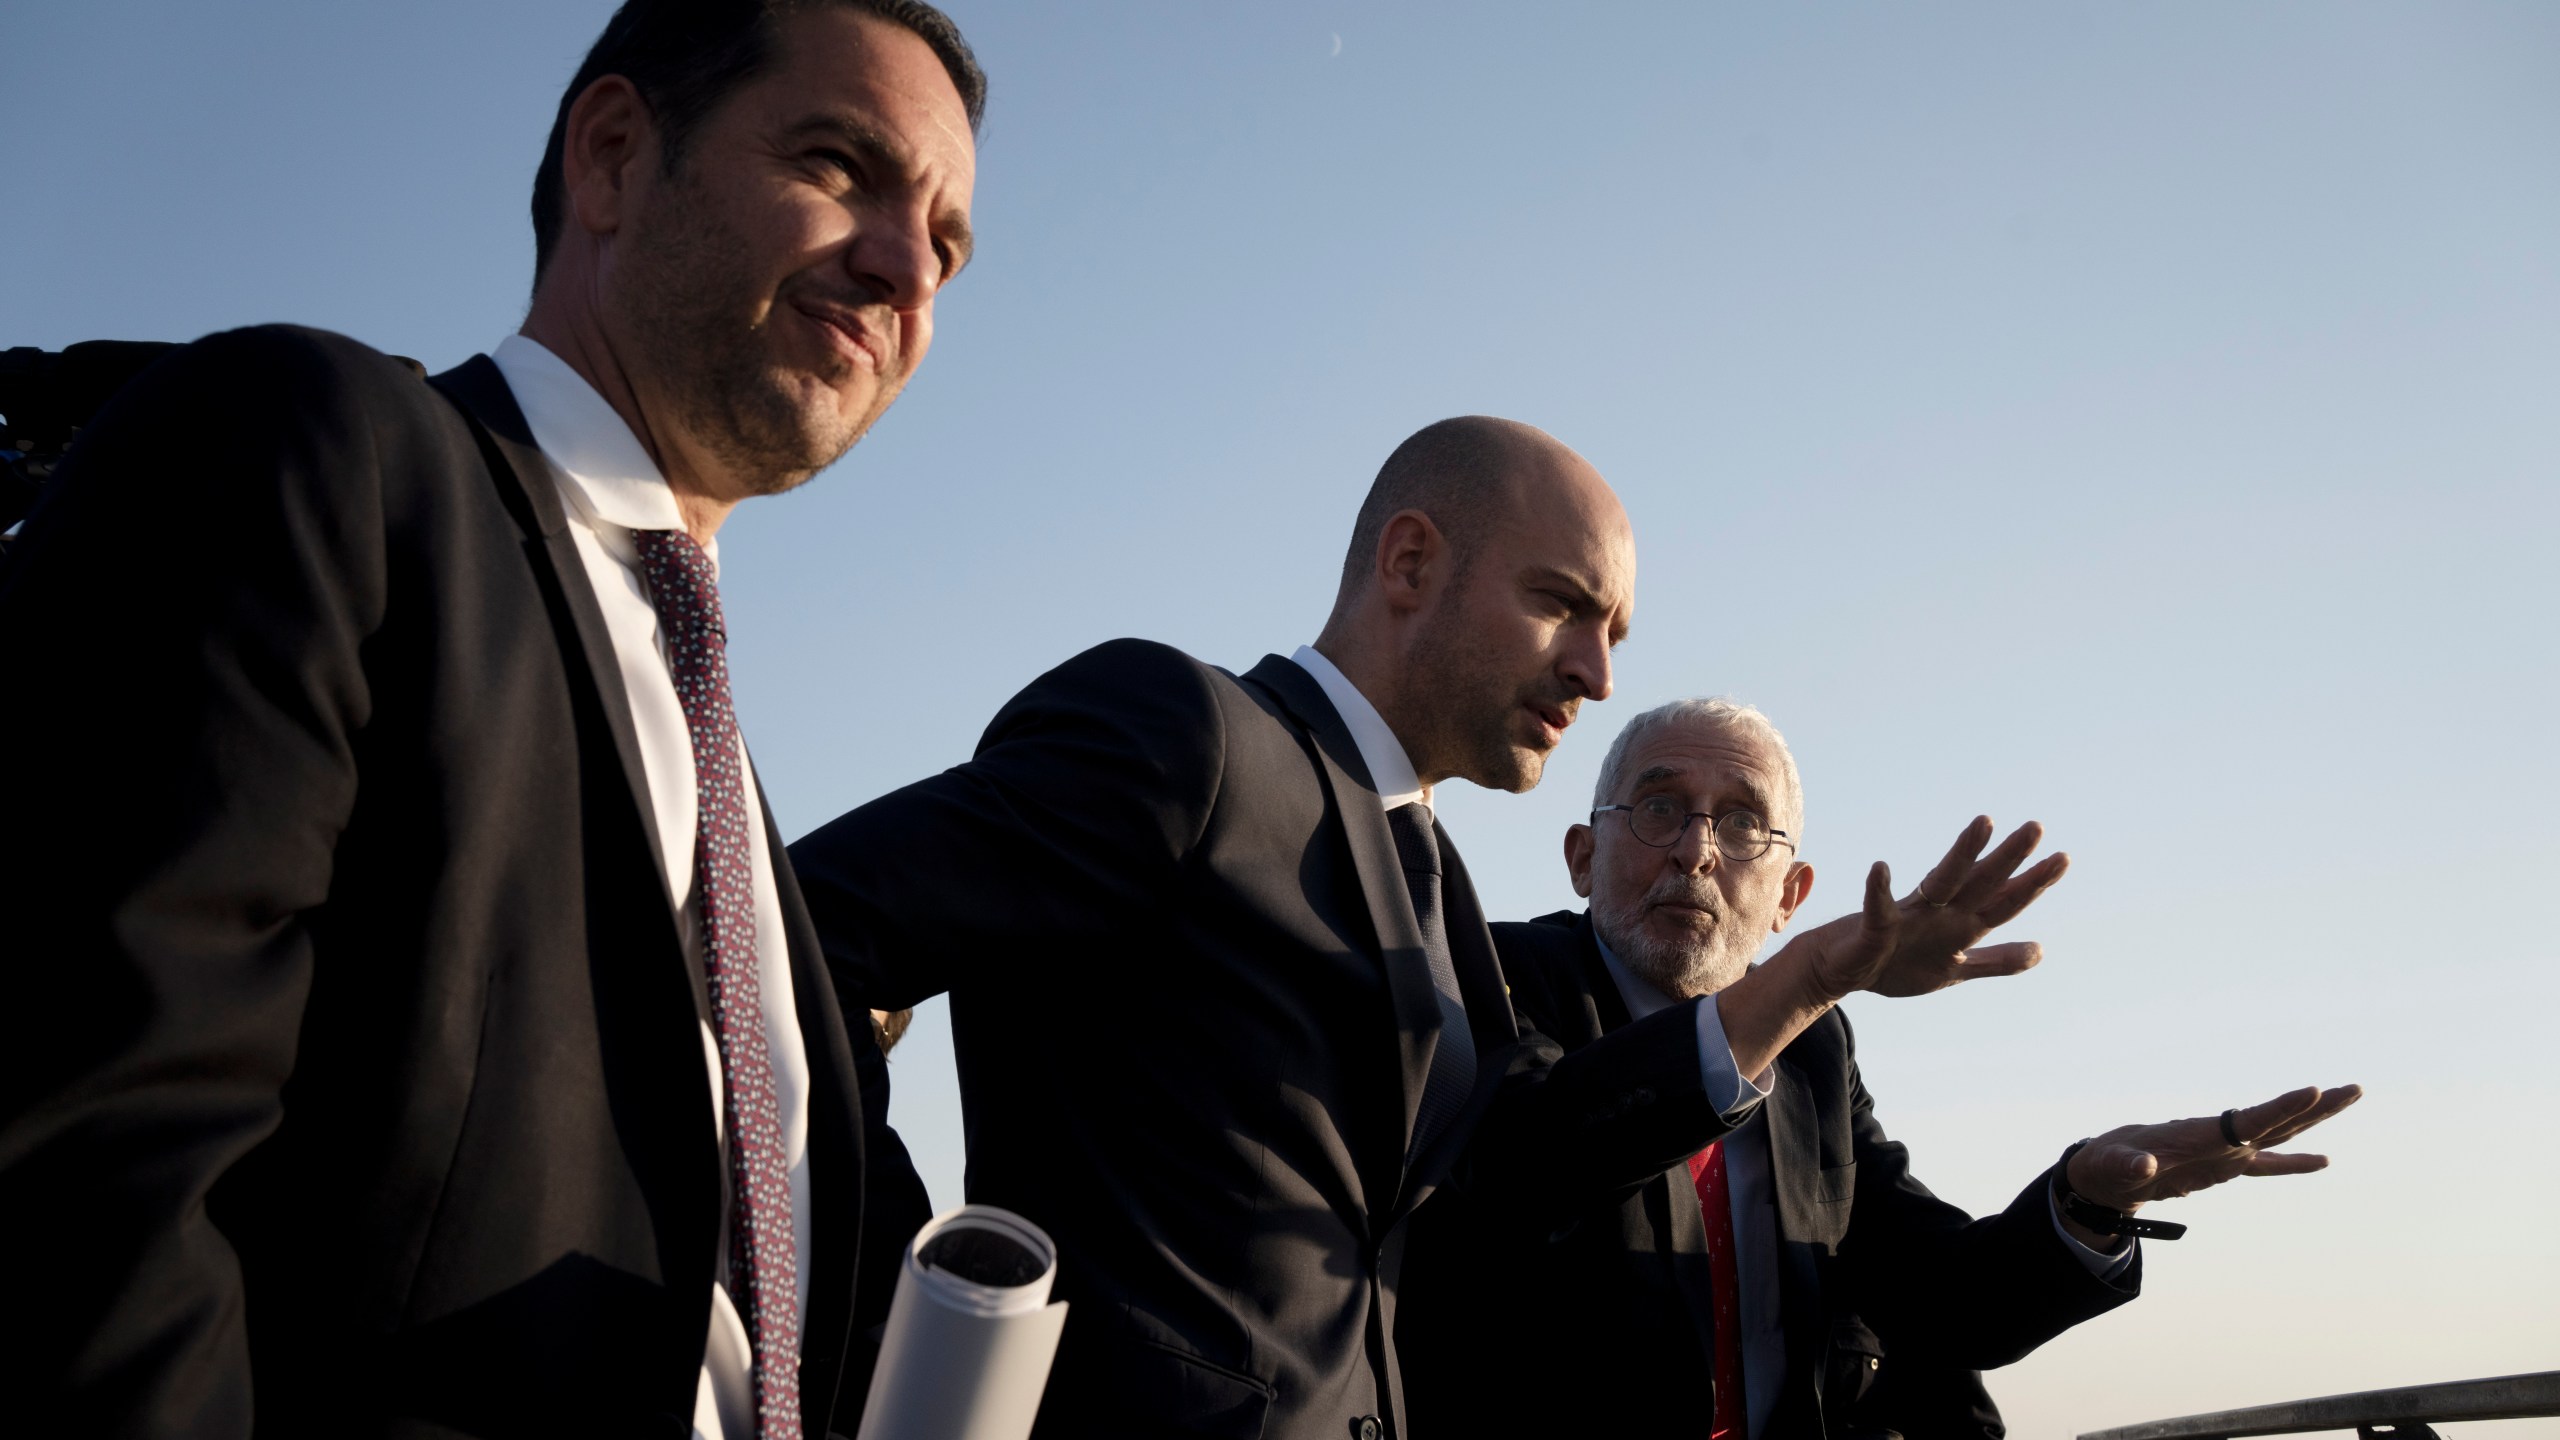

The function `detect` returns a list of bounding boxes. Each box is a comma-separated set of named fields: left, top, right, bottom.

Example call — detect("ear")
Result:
left=1767, top=861, right=1814, bottom=934
left=561, top=74, right=657, bottom=243
left=1564, top=822, right=1595, bottom=898
left=1372, top=510, right=1447, bottom=617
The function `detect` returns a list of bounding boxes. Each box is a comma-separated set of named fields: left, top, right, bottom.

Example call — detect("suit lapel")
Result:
left=429, top=356, right=684, bottom=947
left=1573, top=912, right=1636, bottom=1033
left=1765, top=1048, right=1822, bottom=1245
left=1432, top=835, right=1519, bottom=1046
left=1238, top=655, right=1443, bottom=1180
left=1763, top=1047, right=1830, bottom=1404
left=1395, top=833, right=1525, bottom=1218
left=1662, top=1159, right=1722, bottom=1379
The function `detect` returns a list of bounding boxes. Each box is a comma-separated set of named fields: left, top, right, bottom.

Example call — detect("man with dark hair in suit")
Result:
left=0, top=3, right=980, bottom=1435
left=787, top=416, right=2073, bottom=1440
left=1399, top=697, right=2362, bottom=1438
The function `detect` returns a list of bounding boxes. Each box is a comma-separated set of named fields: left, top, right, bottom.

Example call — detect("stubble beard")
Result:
left=1407, top=606, right=1569, bottom=796
left=619, top=170, right=902, bottom=496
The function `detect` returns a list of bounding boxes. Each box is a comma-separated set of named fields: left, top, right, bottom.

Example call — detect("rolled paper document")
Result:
left=855, top=1205, right=1070, bottom=1440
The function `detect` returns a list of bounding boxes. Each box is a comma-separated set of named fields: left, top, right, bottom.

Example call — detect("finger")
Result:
left=1819, top=865, right=1900, bottom=979
left=2114, top=1149, right=2161, bottom=1188
left=2241, top=1150, right=2330, bottom=1177
left=2230, top=1086, right=2324, bottom=1143
left=1950, top=820, right=2046, bottom=907
left=2070, top=1144, right=2161, bottom=1208
left=2255, top=1085, right=2364, bottom=1145
left=2111, top=1116, right=2218, bottom=1165
left=1974, top=851, right=2073, bottom=929
left=1909, top=816, right=1993, bottom=908
left=1948, top=940, right=2042, bottom=981
left=1864, top=860, right=1897, bottom=933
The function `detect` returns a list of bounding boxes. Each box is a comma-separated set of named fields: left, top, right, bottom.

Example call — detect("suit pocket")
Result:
left=1822, top=1315, right=1886, bottom=1416
left=1141, top=1340, right=1274, bottom=1440
left=1044, top=1320, right=1275, bottom=1440
left=1816, top=1160, right=1858, bottom=1205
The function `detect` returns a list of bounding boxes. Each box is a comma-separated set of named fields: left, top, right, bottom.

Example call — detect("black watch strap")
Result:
left=2055, top=1140, right=2187, bottom=1241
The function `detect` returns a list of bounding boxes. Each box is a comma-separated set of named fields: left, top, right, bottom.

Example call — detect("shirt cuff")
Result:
left=1694, top=994, right=1774, bottom=1123
left=2047, top=1185, right=2140, bottom=1279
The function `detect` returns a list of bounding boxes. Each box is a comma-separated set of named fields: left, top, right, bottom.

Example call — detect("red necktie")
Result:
left=1688, top=1141, right=1746, bottom=1440
left=636, top=530, right=802, bottom=1440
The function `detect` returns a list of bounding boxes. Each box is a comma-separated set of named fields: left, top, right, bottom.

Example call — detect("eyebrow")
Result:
left=783, top=112, right=976, bottom=270
left=1626, top=764, right=1773, bottom=815
left=1527, top=565, right=1632, bottom=645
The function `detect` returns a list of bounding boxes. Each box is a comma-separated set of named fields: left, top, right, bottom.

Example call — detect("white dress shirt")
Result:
left=1591, top=931, right=2132, bottom=1439
left=491, top=336, right=813, bottom=1440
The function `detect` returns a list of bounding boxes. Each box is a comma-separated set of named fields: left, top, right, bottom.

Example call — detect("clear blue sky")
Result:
left=7, top=3, right=2555, bottom=1432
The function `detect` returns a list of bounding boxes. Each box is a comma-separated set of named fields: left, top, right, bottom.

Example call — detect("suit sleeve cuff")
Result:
left=1694, top=993, right=1773, bottom=1123
left=2047, top=1183, right=2140, bottom=1278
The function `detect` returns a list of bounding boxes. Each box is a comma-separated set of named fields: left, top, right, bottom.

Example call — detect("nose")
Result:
left=1670, top=815, right=1719, bottom=875
left=847, top=200, right=943, bottom=313
left=1561, top=623, right=1614, bottom=704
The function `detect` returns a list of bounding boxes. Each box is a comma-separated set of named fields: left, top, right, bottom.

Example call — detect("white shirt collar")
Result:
left=1591, top=926, right=1679, bottom=1021
left=489, top=334, right=707, bottom=567
left=1286, top=645, right=1426, bottom=811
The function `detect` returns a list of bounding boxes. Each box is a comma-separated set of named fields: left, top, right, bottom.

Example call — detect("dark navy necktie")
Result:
left=1386, top=801, right=1478, bottom=1162
left=634, top=529, right=802, bottom=1440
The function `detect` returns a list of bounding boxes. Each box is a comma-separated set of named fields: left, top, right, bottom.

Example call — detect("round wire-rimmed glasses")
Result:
left=1592, top=796, right=1795, bottom=861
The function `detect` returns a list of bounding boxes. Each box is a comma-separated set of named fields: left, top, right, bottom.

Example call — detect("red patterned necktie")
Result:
left=1688, top=1140, right=1746, bottom=1440
left=634, top=529, right=802, bottom=1440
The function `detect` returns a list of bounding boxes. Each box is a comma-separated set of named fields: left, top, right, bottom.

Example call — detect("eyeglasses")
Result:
left=1592, top=796, right=1795, bottom=861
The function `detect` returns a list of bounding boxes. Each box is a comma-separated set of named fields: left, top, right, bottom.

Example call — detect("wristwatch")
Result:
left=2054, top=1140, right=2187, bottom=1241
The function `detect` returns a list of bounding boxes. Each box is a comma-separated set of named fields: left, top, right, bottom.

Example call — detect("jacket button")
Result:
left=1353, top=1418, right=1382, bottom=1440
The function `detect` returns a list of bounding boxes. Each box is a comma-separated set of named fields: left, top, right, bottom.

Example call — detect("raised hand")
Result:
left=1799, top=816, right=2070, bottom=1002
left=2067, top=1084, right=2365, bottom=1212
left=1721, top=817, right=2071, bottom=1081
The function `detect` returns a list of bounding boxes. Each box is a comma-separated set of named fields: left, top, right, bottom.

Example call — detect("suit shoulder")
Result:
left=82, top=325, right=450, bottom=484
left=1001, top=638, right=1227, bottom=726
left=1490, top=910, right=1586, bottom=960
left=40, top=326, right=439, bottom=536
left=1490, top=911, right=1594, bottom=1014
left=978, top=638, right=1226, bottom=777
left=162, top=324, right=432, bottom=415
left=1040, top=637, right=1221, bottom=689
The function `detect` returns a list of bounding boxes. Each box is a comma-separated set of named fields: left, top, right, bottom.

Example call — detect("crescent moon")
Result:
left=1329, top=32, right=1342, bottom=57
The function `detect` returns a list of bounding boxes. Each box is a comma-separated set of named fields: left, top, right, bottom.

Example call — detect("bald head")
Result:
left=1315, top=414, right=1635, bottom=795
left=1335, top=415, right=1590, bottom=603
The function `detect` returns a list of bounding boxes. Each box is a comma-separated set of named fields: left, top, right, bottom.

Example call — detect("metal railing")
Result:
left=2079, top=1370, right=2560, bottom=1440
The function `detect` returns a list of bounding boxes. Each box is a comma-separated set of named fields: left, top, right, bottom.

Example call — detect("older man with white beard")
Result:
left=1399, top=698, right=2361, bottom=1440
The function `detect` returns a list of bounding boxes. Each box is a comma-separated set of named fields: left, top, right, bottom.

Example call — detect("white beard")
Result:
left=1591, top=891, right=1762, bottom=1000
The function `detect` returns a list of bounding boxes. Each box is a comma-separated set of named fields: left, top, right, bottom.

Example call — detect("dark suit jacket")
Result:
left=0, top=326, right=924, bottom=1439
left=1399, top=911, right=2140, bottom=1439
left=788, top=647, right=1730, bottom=1440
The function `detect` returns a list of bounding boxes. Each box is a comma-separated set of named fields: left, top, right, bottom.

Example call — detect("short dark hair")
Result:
left=529, top=0, right=986, bottom=283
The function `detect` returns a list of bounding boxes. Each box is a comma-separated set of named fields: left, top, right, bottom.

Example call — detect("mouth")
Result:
left=1523, top=701, right=1572, bottom=749
left=791, top=299, right=885, bottom=374
left=1647, top=897, right=1719, bottom=926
